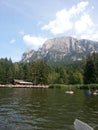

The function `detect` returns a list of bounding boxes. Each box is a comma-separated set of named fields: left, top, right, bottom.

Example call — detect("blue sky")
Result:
left=0, top=0, right=98, bottom=61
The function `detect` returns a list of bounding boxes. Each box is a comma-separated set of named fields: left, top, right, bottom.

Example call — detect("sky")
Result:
left=0, top=0, right=98, bottom=62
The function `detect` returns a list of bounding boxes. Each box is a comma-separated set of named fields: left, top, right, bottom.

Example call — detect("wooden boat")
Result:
left=74, top=119, right=94, bottom=130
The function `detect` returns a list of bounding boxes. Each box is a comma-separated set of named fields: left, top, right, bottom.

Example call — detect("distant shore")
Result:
left=0, top=84, right=49, bottom=88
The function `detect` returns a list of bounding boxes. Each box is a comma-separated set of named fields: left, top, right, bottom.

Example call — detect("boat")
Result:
left=74, top=119, right=94, bottom=130
left=65, top=91, right=74, bottom=94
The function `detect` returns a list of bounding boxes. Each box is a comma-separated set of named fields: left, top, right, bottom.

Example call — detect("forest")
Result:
left=0, top=53, right=98, bottom=85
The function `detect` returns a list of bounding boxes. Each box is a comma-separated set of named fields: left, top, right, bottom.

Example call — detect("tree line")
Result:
left=0, top=53, right=98, bottom=85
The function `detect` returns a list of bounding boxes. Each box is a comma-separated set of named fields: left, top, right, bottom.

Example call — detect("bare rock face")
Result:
left=21, top=49, right=34, bottom=62
left=21, top=36, right=98, bottom=64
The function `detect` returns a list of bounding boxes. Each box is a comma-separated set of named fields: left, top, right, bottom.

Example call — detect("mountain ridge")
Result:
left=21, top=36, right=98, bottom=64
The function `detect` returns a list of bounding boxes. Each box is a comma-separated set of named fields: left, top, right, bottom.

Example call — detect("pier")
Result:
left=0, top=84, right=49, bottom=88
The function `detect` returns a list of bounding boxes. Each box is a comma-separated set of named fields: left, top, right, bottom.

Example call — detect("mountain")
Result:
left=21, top=36, right=98, bottom=64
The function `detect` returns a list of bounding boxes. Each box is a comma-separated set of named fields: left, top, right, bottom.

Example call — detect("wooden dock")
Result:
left=0, top=84, right=49, bottom=88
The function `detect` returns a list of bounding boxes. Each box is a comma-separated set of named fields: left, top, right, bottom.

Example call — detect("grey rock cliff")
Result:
left=21, top=36, right=98, bottom=63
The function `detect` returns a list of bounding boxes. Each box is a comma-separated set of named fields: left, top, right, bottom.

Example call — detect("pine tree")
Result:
left=84, top=54, right=97, bottom=84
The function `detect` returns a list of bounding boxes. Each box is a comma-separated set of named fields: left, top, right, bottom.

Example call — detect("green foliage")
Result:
left=78, top=84, right=98, bottom=89
left=84, top=53, right=98, bottom=84
left=47, top=71, right=59, bottom=84
left=1, top=53, right=98, bottom=85
left=0, top=58, right=14, bottom=84
left=69, top=70, right=83, bottom=84
left=49, top=84, right=66, bottom=88
left=30, top=60, right=50, bottom=85
left=0, top=58, right=84, bottom=85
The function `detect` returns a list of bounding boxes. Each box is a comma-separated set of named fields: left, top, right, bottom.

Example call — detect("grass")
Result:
left=49, top=84, right=98, bottom=89
left=49, top=84, right=79, bottom=89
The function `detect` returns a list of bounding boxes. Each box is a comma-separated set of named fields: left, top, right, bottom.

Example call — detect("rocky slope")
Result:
left=21, top=36, right=98, bottom=64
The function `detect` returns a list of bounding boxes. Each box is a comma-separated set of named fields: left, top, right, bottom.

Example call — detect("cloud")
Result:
left=23, top=35, right=47, bottom=50
left=75, top=13, right=93, bottom=34
left=41, top=1, right=89, bottom=35
left=69, top=1, right=88, bottom=15
left=10, top=39, right=16, bottom=44
left=41, top=1, right=98, bottom=41
left=41, top=9, right=73, bottom=34
left=80, top=31, right=98, bottom=41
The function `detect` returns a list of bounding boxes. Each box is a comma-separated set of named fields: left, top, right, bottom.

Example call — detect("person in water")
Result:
left=86, top=89, right=92, bottom=95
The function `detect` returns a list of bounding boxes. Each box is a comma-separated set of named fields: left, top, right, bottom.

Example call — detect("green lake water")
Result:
left=0, top=88, right=98, bottom=130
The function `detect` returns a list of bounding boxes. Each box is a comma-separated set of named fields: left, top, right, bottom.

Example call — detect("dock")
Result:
left=0, top=84, right=49, bottom=88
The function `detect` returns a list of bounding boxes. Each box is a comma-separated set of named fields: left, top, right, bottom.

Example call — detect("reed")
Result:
left=49, top=84, right=98, bottom=89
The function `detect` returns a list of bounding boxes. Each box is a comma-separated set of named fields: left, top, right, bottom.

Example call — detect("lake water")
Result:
left=0, top=88, right=98, bottom=130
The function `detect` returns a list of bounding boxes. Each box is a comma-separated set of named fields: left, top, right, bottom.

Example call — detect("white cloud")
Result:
left=80, top=31, right=98, bottom=41
left=41, top=1, right=89, bottom=35
left=42, top=9, right=73, bottom=34
left=10, top=39, right=16, bottom=44
left=69, top=1, right=88, bottom=15
left=75, top=13, right=94, bottom=34
left=92, top=31, right=98, bottom=40
left=41, top=1, right=98, bottom=41
left=23, top=35, right=47, bottom=50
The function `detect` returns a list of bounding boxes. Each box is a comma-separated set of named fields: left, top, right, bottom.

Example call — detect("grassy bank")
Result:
left=49, top=84, right=79, bottom=89
left=49, top=84, right=98, bottom=89
left=79, top=84, right=98, bottom=89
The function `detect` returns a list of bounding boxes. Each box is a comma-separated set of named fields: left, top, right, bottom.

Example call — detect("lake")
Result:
left=0, top=88, right=98, bottom=130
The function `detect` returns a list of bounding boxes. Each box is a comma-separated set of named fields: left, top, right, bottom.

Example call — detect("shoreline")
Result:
left=0, top=84, right=49, bottom=88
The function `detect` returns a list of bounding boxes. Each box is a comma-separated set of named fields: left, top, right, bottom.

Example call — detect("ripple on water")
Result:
left=0, top=88, right=97, bottom=130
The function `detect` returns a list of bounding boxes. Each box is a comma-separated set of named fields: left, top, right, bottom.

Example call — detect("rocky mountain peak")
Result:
left=21, top=36, right=98, bottom=64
